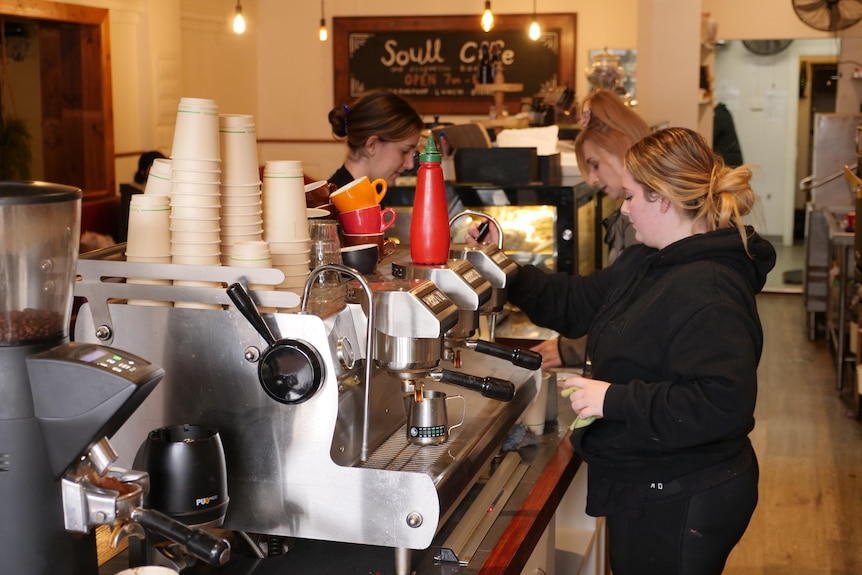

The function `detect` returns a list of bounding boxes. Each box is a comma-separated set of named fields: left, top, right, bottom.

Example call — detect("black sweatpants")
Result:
left=606, top=459, right=759, bottom=575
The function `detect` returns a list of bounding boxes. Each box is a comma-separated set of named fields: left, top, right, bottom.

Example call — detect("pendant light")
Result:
left=232, top=0, right=246, bottom=34
left=528, top=0, right=541, bottom=41
left=481, top=1, right=494, bottom=32
left=318, top=0, right=328, bottom=42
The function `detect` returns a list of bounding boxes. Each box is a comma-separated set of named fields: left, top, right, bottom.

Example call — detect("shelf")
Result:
left=473, top=82, right=525, bottom=95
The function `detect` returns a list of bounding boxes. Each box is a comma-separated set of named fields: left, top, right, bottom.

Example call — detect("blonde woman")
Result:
left=513, top=127, right=774, bottom=574
left=468, top=89, right=651, bottom=368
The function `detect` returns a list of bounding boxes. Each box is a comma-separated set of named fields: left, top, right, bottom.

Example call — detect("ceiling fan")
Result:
left=793, top=0, right=862, bottom=32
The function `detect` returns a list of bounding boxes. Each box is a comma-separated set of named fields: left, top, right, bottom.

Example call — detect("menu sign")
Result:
left=333, top=14, right=577, bottom=115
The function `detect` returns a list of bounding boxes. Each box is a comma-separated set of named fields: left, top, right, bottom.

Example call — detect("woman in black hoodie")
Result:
left=507, top=127, right=776, bottom=575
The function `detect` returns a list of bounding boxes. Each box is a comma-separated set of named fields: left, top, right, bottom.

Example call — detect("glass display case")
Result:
left=385, top=181, right=607, bottom=276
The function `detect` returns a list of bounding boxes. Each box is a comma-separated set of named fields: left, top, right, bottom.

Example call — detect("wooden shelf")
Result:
left=473, top=82, right=525, bottom=95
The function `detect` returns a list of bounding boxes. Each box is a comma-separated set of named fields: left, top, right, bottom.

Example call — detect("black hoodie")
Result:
left=509, top=227, right=776, bottom=516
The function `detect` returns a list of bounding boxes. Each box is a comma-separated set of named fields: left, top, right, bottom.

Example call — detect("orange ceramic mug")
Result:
left=330, top=176, right=387, bottom=213
left=342, top=232, right=397, bottom=260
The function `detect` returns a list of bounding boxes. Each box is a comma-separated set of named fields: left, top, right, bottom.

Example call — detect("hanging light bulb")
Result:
left=318, top=0, right=328, bottom=41
left=529, top=0, right=540, bottom=40
left=481, top=1, right=494, bottom=32
left=233, top=0, right=246, bottom=34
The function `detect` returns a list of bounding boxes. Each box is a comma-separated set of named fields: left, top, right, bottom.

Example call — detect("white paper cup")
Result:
left=221, top=221, right=264, bottom=236
left=131, top=194, right=170, bottom=208
left=274, top=262, right=313, bottom=276
left=170, top=240, right=221, bottom=257
left=171, top=205, right=221, bottom=220
left=150, top=157, right=172, bottom=178
left=144, top=161, right=173, bottom=196
left=221, top=182, right=261, bottom=196
left=268, top=238, right=310, bottom=254
left=170, top=193, right=221, bottom=208
left=125, top=254, right=172, bottom=264
left=220, top=114, right=260, bottom=185
left=171, top=158, right=221, bottom=172
left=169, top=216, right=220, bottom=233
left=127, top=204, right=171, bottom=258
left=263, top=159, right=302, bottom=176
left=171, top=98, right=220, bottom=160
left=271, top=252, right=311, bottom=267
left=171, top=169, right=221, bottom=184
left=172, top=180, right=220, bottom=195
left=171, top=253, right=222, bottom=266
left=522, top=371, right=550, bottom=435
left=171, top=229, right=222, bottom=244
left=220, top=232, right=264, bottom=246
left=276, top=272, right=310, bottom=290
left=229, top=240, right=271, bottom=258
left=221, top=204, right=263, bottom=217
left=261, top=171, right=307, bottom=241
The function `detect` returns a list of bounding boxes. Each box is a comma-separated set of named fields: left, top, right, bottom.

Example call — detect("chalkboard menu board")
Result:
left=333, top=14, right=576, bottom=116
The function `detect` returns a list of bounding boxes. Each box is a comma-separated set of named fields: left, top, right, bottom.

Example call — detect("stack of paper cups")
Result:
left=125, top=195, right=172, bottom=307
left=144, top=158, right=172, bottom=196
left=170, top=156, right=222, bottom=267
left=262, top=160, right=310, bottom=290
left=219, top=114, right=263, bottom=265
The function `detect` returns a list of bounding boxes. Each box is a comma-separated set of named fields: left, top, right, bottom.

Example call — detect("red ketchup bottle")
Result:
left=410, top=136, right=450, bottom=265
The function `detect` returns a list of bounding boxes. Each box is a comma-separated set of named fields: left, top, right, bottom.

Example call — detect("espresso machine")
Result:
left=0, top=182, right=229, bottom=574
left=390, top=256, right=540, bottom=373
left=72, top=243, right=540, bottom=573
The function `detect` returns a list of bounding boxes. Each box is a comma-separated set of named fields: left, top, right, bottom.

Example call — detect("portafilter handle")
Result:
left=429, top=368, right=515, bottom=402
left=465, top=339, right=542, bottom=371
left=129, top=507, right=231, bottom=566
left=226, top=282, right=278, bottom=346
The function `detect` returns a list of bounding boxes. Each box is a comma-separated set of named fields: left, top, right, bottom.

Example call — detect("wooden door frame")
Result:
left=0, top=0, right=114, bottom=199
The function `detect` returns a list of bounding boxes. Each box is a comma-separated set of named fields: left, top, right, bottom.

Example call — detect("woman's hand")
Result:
left=530, top=339, right=562, bottom=369
left=465, top=219, right=500, bottom=245
left=560, top=375, right=609, bottom=421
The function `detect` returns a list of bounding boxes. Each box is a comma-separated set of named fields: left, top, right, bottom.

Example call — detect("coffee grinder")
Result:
left=0, top=182, right=228, bottom=574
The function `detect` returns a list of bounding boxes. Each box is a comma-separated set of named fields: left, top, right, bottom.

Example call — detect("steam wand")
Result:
left=301, top=264, right=376, bottom=462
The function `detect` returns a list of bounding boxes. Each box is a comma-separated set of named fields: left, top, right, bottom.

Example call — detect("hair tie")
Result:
left=341, top=103, right=350, bottom=134
left=579, top=108, right=592, bottom=128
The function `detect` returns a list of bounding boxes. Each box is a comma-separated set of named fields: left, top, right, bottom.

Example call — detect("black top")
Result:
left=327, top=165, right=355, bottom=190
left=508, top=227, right=776, bottom=516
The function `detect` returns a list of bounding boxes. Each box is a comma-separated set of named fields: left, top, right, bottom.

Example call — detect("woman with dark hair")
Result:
left=327, top=90, right=424, bottom=188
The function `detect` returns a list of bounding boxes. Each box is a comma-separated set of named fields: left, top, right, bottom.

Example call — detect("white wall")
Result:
left=254, top=0, right=640, bottom=180
left=714, top=39, right=839, bottom=245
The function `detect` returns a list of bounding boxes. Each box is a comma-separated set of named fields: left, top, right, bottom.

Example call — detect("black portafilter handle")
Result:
left=130, top=507, right=231, bottom=566
left=432, top=368, right=515, bottom=402
left=467, top=339, right=543, bottom=371
left=227, top=282, right=278, bottom=346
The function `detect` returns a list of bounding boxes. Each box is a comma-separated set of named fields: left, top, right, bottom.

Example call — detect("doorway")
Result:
left=795, top=58, right=839, bottom=238
left=0, top=1, right=115, bottom=199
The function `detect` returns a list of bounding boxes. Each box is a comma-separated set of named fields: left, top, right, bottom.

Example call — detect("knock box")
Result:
left=453, top=148, right=560, bottom=186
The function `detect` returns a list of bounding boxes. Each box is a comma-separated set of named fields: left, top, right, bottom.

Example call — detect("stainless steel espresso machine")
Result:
left=71, top=222, right=542, bottom=573
left=0, top=182, right=229, bottom=575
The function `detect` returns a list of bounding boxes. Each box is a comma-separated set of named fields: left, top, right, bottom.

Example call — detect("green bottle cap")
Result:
left=419, top=135, right=441, bottom=163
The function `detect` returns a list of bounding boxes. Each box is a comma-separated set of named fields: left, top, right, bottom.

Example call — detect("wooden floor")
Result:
left=724, top=293, right=862, bottom=575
